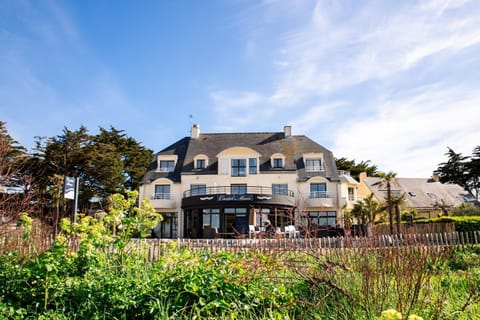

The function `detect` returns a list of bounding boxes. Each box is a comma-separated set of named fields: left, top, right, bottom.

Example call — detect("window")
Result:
left=231, top=184, right=247, bottom=194
left=224, top=208, right=248, bottom=234
left=219, top=158, right=229, bottom=175
left=249, top=158, right=257, bottom=174
left=348, top=187, right=355, bottom=201
left=203, top=208, right=220, bottom=229
left=272, top=184, right=288, bottom=195
left=310, top=183, right=327, bottom=198
left=191, top=184, right=206, bottom=196
left=231, top=159, right=247, bottom=177
left=309, top=211, right=337, bottom=226
left=159, top=160, right=175, bottom=172
left=306, top=159, right=322, bottom=171
left=273, top=158, right=283, bottom=168
left=155, top=212, right=178, bottom=238
left=154, top=184, right=171, bottom=199
left=196, top=159, right=206, bottom=169
left=426, top=192, right=437, bottom=200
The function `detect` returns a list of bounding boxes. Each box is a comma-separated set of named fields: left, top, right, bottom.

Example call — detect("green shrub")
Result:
left=415, top=216, right=480, bottom=232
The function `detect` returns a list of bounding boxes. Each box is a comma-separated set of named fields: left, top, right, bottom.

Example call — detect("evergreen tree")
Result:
left=27, top=126, right=153, bottom=222
left=435, top=146, right=479, bottom=200
left=335, top=157, right=379, bottom=180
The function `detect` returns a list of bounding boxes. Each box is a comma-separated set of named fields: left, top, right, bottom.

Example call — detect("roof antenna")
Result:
left=189, top=114, right=193, bottom=129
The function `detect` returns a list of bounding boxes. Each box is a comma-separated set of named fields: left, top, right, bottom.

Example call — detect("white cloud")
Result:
left=208, top=0, right=480, bottom=177
left=332, top=84, right=480, bottom=177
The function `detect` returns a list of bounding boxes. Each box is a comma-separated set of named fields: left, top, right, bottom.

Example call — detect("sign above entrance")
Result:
left=217, top=194, right=253, bottom=201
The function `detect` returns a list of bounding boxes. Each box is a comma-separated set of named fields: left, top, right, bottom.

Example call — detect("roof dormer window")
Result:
left=156, top=154, right=178, bottom=173
left=303, top=153, right=324, bottom=172
left=193, top=154, right=209, bottom=169
left=273, top=158, right=283, bottom=168
left=159, top=160, right=175, bottom=172
left=306, top=159, right=322, bottom=171
left=196, top=159, right=205, bottom=169
left=270, top=153, right=285, bottom=169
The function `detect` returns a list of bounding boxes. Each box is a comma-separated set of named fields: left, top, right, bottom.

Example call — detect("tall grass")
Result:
left=0, top=227, right=479, bottom=319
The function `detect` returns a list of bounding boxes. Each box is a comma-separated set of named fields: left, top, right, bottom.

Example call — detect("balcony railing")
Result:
left=183, top=186, right=294, bottom=198
left=309, top=191, right=331, bottom=199
left=151, top=193, right=171, bottom=200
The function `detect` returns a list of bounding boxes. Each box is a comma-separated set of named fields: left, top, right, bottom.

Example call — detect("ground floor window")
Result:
left=154, top=212, right=178, bottom=238
left=309, top=211, right=337, bottom=227
left=203, top=208, right=220, bottom=229
left=184, top=206, right=294, bottom=238
left=224, top=207, right=248, bottom=234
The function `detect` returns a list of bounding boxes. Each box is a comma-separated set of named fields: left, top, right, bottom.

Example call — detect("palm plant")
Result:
left=351, top=193, right=384, bottom=236
left=390, top=193, right=406, bottom=234
left=373, top=171, right=397, bottom=235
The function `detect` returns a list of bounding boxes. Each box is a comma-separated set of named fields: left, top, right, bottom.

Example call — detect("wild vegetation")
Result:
left=1, top=203, right=479, bottom=319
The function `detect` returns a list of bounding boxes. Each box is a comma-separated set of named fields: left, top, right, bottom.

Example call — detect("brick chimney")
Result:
left=284, top=125, right=292, bottom=137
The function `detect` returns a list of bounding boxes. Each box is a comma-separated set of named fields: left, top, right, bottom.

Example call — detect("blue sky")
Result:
left=1, top=0, right=480, bottom=178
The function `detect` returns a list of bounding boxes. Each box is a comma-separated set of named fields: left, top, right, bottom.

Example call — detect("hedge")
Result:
left=414, top=216, right=480, bottom=232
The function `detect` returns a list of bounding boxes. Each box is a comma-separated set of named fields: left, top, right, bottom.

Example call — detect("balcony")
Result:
left=182, top=185, right=295, bottom=208
left=150, top=193, right=176, bottom=208
left=305, top=191, right=334, bottom=208
left=183, top=186, right=294, bottom=198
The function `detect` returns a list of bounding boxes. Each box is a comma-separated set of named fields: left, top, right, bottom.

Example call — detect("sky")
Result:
left=1, top=0, right=480, bottom=178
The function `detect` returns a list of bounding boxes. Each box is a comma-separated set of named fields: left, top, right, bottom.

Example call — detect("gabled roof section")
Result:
left=141, top=128, right=339, bottom=183
left=141, top=137, right=190, bottom=183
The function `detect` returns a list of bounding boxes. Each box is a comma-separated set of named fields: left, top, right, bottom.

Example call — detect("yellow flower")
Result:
left=407, top=315, right=424, bottom=320
left=379, top=309, right=403, bottom=320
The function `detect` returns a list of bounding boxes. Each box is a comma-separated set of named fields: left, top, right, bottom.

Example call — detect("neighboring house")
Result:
left=139, top=125, right=358, bottom=238
left=358, top=173, right=474, bottom=218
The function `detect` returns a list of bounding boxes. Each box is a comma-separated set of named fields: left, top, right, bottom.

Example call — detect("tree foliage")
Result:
left=335, top=157, right=380, bottom=180
left=435, top=146, right=480, bottom=201
left=26, top=126, right=153, bottom=222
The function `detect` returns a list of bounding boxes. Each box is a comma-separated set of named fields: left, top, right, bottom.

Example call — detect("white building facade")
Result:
left=139, top=125, right=358, bottom=238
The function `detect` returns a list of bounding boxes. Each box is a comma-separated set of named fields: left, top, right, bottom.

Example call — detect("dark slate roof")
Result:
left=141, top=131, right=339, bottom=184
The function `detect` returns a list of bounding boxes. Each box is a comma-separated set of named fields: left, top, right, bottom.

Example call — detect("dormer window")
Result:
left=303, top=153, right=324, bottom=172
left=156, top=155, right=178, bottom=173
left=159, top=160, right=175, bottom=172
left=196, top=159, right=206, bottom=169
left=249, top=158, right=257, bottom=174
left=306, top=159, right=322, bottom=171
left=273, top=158, right=283, bottom=168
left=231, top=159, right=247, bottom=177
left=194, top=154, right=209, bottom=169
left=270, top=153, right=285, bottom=169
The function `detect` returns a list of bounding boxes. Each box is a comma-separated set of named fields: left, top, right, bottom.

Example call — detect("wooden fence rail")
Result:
left=1, top=229, right=479, bottom=260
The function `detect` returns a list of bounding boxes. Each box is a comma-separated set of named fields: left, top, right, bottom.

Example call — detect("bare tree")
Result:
left=0, top=122, right=36, bottom=235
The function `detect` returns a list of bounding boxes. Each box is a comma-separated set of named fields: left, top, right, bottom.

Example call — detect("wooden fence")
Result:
left=1, top=225, right=479, bottom=260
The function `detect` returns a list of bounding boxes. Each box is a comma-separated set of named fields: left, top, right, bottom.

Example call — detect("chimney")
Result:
left=359, top=172, right=367, bottom=183
left=431, top=173, right=440, bottom=182
left=284, top=125, right=292, bottom=137
left=191, top=124, right=200, bottom=139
